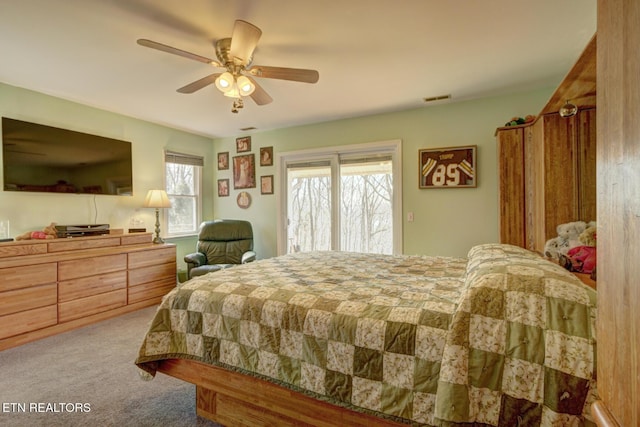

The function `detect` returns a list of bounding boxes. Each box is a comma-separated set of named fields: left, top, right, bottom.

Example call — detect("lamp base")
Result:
left=152, top=208, right=164, bottom=244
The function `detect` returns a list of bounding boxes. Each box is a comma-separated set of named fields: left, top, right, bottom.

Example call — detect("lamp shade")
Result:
left=215, top=72, right=234, bottom=92
left=143, top=190, right=172, bottom=208
left=236, top=75, right=255, bottom=96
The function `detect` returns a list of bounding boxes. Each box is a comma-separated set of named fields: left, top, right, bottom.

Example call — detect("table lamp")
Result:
left=143, top=189, right=172, bottom=244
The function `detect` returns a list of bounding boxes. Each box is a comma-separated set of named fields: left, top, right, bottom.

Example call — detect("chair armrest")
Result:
left=184, top=252, right=206, bottom=268
left=241, top=251, right=256, bottom=264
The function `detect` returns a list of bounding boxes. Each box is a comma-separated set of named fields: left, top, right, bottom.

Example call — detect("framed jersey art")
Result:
left=419, top=145, right=477, bottom=188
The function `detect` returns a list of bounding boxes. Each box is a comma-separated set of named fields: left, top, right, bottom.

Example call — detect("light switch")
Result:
left=407, top=212, right=414, bottom=222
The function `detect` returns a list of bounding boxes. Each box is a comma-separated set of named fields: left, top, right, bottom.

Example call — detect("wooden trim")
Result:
left=539, top=34, right=597, bottom=115
left=592, top=400, right=621, bottom=427
left=158, top=359, right=406, bottom=427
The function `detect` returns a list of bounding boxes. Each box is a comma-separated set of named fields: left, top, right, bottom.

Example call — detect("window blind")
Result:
left=165, top=150, right=204, bottom=167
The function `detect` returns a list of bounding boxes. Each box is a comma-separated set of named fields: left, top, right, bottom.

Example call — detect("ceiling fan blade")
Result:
left=247, top=77, right=273, bottom=105
left=229, top=20, right=262, bottom=65
left=177, top=73, right=221, bottom=93
left=137, top=39, right=221, bottom=67
left=247, top=65, right=319, bottom=84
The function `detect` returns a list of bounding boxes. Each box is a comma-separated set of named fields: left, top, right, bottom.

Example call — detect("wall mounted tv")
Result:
left=2, top=117, right=133, bottom=195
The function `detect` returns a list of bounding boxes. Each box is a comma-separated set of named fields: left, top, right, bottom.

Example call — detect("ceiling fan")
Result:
left=137, top=19, right=319, bottom=113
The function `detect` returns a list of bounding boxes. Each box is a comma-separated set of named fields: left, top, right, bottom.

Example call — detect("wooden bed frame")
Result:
left=158, top=358, right=406, bottom=427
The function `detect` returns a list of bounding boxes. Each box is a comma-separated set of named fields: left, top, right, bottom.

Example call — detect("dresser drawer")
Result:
left=128, top=261, right=176, bottom=286
left=0, top=283, right=57, bottom=317
left=48, top=236, right=121, bottom=252
left=58, top=270, right=127, bottom=303
left=128, top=246, right=176, bottom=269
left=58, top=253, right=127, bottom=281
left=58, top=288, right=127, bottom=323
left=128, top=277, right=176, bottom=304
left=0, top=263, right=57, bottom=292
left=0, top=305, right=57, bottom=340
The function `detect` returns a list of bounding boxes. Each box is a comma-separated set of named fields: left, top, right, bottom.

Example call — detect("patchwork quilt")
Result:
left=136, top=244, right=598, bottom=426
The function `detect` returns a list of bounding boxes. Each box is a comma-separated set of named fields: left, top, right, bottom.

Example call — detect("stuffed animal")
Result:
left=557, top=220, right=587, bottom=248
left=579, top=226, right=597, bottom=247
left=561, top=245, right=597, bottom=274
left=544, top=236, right=569, bottom=260
left=15, top=222, right=58, bottom=240
left=545, top=220, right=595, bottom=261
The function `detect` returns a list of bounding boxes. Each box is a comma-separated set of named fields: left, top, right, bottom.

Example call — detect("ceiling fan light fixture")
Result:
left=223, top=86, right=241, bottom=98
left=237, top=75, right=255, bottom=96
left=215, top=72, right=234, bottom=92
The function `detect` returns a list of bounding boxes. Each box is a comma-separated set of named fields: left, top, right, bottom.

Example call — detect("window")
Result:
left=278, top=140, right=402, bottom=255
left=164, top=151, right=203, bottom=236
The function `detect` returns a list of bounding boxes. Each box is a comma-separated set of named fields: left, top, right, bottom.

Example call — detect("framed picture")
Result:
left=233, top=154, right=256, bottom=189
left=237, top=191, right=251, bottom=209
left=236, top=136, right=251, bottom=153
left=261, top=175, right=274, bottom=195
left=217, top=152, right=229, bottom=170
left=260, top=146, right=273, bottom=166
left=419, top=145, right=477, bottom=188
left=217, top=179, right=229, bottom=197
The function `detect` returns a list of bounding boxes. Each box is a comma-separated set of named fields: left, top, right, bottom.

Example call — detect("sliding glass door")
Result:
left=278, top=141, right=401, bottom=255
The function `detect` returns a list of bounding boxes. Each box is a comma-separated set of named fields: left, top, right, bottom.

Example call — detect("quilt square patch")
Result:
left=384, top=321, right=417, bottom=355
left=325, top=369, right=352, bottom=403
left=505, top=322, right=545, bottom=365
left=380, top=383, right=413, bottom=419
left=505, top=290, right=546, bottom=328
left=469, top=314, right=506, bottom=354
left=351, top=376, right=382, bottom=412
left=354, top=317, right=385, bottom=351
left=353, top=346, right=383, bottom=381
left=415, top=325, right=446, bottom=362
left=384, top=353, right=415, bottom=389
left=413, top=358, right=440, bottom=393
left=328, top=313, right=357, bottom=343
left=326, top=340, right=355, bottom=375
left=543, top=367, right=590, bottom=415
left=501, top=357, right=544, bottom=403
left=499, top=394, right=542, bottom=426
left=468, top=348, right=504, bottom=391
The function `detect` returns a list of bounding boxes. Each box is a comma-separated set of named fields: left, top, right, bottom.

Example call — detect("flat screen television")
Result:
left=2, top=117, right=133, bottom=195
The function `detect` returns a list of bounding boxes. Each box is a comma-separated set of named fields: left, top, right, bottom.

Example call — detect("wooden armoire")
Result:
left=496, top=35, right=597, bottom=254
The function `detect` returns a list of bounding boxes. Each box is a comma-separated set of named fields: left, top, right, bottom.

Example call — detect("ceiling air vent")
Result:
left=240, top=126, right=257, bottom=131
left=423, top=94, right=451, bottom=103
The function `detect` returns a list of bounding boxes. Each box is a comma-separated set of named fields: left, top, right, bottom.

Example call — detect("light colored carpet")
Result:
left=0, top=306, right=222, bottom=427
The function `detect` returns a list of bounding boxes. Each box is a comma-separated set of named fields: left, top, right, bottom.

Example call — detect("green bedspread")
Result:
left=136, top=244, right=597, bottom=426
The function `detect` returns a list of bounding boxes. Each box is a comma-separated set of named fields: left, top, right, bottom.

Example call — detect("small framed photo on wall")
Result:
left=419, top=145, right=477, bottom=188
left=261, top=175, right=274, bottom=195
left=217, top=152, right=229, bottom=170
left=236, top=136, right=251, bottom=153
left=217, top=179, right=229, bottom=197
left=233, top=154, right=256, bottom=189
left=260, top=147, right=273, bottom=166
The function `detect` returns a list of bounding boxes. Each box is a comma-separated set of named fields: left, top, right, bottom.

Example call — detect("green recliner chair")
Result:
left=184, top=219, right=256, bottom=278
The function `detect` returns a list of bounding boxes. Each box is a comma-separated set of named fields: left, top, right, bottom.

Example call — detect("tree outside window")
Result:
left=165, top=151, right=202, bottom=236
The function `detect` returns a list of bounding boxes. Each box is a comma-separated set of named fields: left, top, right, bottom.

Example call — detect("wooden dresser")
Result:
left=0, top=233, right=176, bottom=350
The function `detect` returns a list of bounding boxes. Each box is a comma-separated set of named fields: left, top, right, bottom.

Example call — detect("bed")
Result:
left=135, top=243, right=598, bottom=426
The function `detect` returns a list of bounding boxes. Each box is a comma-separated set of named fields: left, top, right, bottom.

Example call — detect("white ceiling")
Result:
left=0, top=0, right=597, bottom=138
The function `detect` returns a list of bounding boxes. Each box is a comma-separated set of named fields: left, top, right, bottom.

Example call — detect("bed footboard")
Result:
left=158, top=359, right=405, bottom=427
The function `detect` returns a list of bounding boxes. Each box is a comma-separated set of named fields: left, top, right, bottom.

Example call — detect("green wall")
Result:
left=213, top=89, right=553, bottom=259
left=0, top=81, right=553, bottom=264
left=0, top=82, right=215, bottom=270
